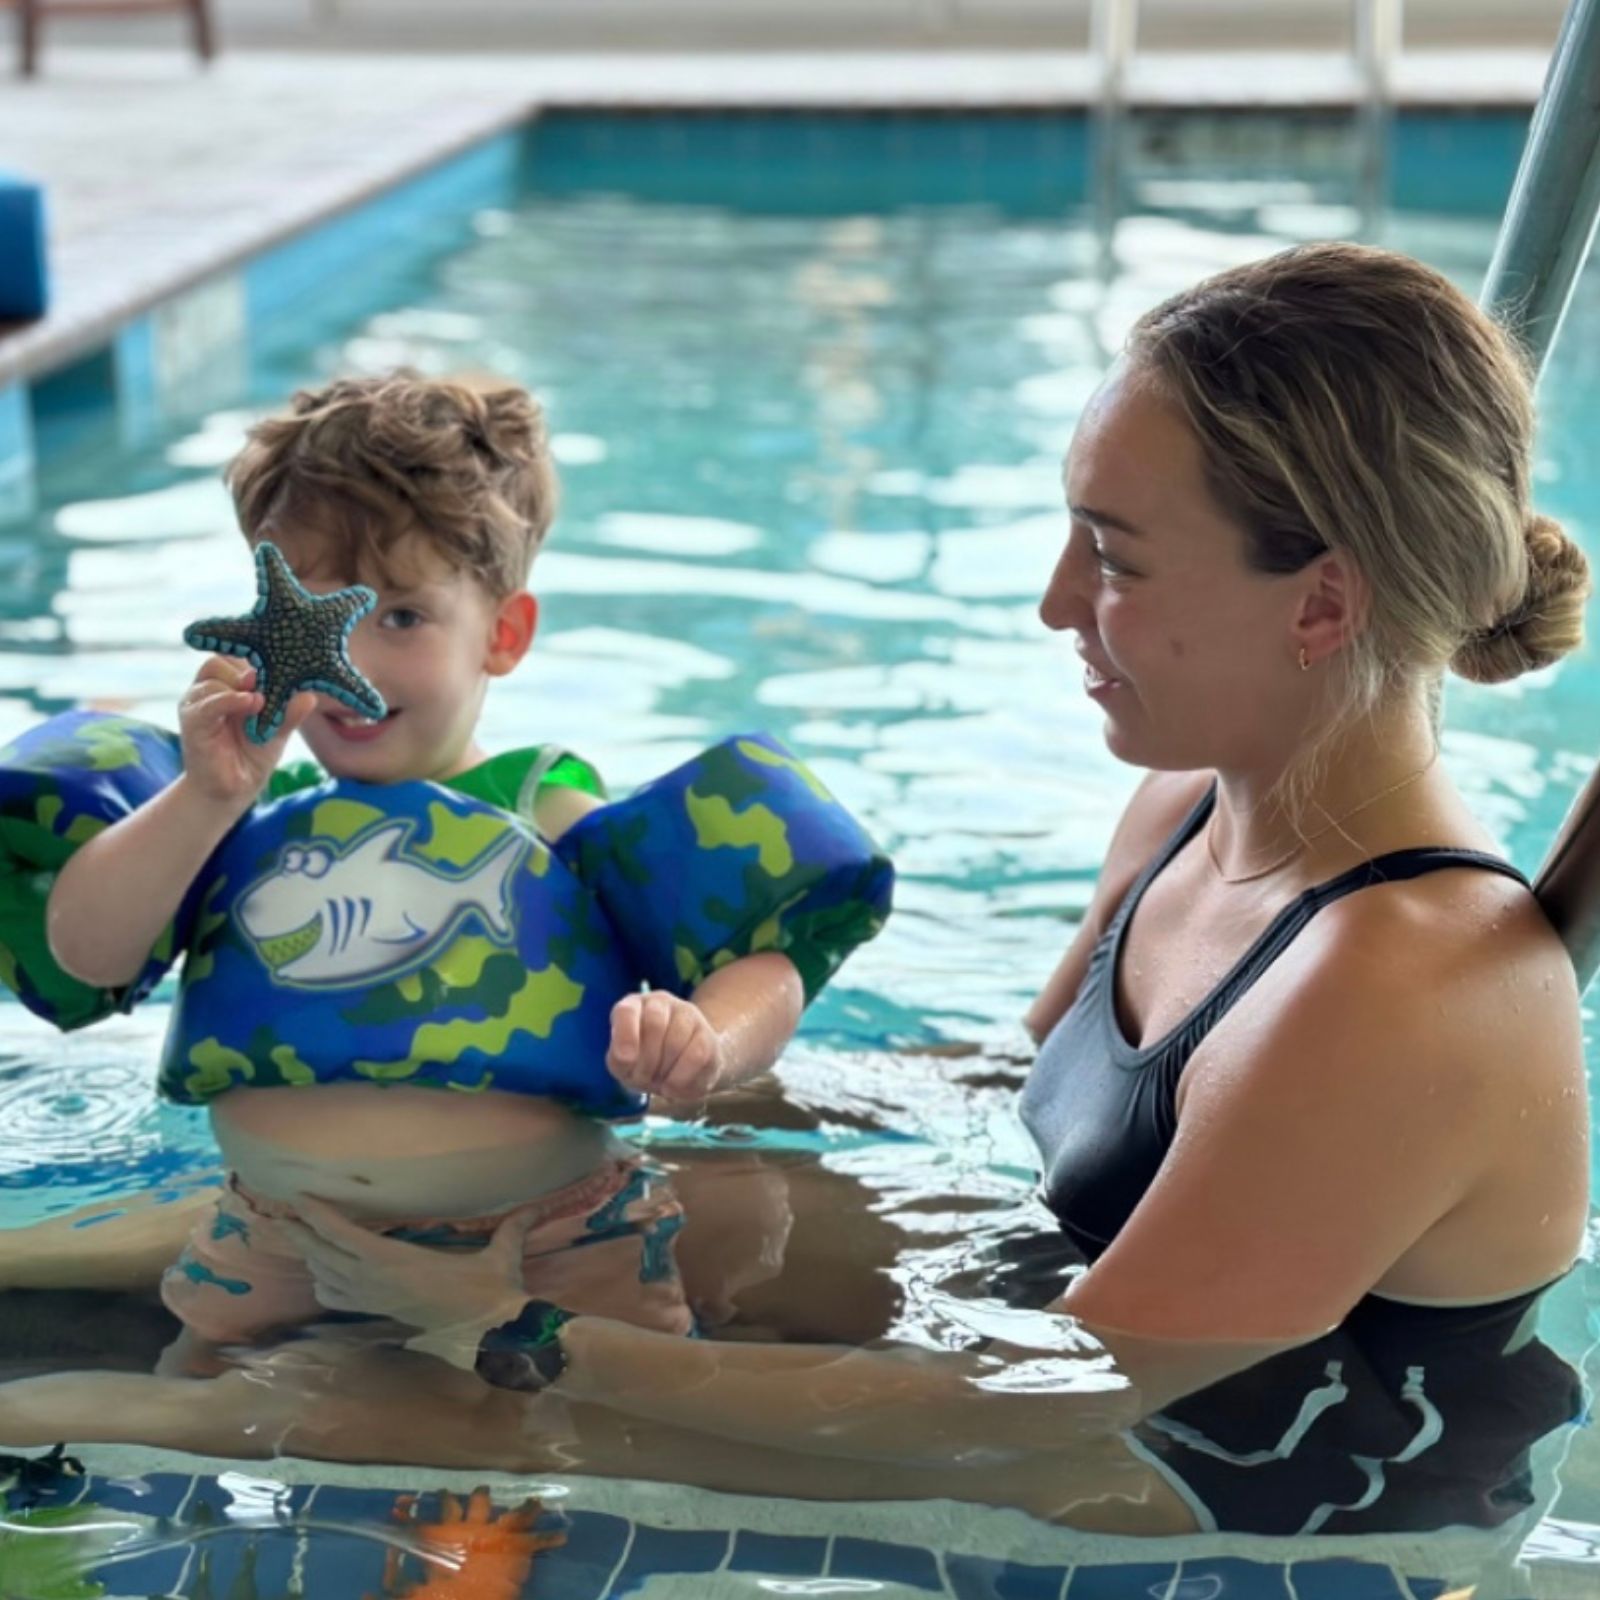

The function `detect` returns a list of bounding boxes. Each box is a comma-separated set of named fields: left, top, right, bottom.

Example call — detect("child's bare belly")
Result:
left=210, top=1083, right=620, bottom=1222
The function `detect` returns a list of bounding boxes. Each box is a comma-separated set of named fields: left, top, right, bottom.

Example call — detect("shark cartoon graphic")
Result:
left=235, top=819, right=527, bottom=989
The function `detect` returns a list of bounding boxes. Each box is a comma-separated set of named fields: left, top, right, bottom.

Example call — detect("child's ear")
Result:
left=486, top=591, right=537, bottom=677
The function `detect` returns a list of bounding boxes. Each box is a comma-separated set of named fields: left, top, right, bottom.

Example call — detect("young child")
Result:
left=40, top=373, right=815, bottom=1365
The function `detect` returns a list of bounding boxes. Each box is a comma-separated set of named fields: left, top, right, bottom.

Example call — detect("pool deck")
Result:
left=0, top=44, right=1550, bottom=392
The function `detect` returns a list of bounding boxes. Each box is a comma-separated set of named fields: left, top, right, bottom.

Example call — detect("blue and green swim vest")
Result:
left=0, top=712, right=894, bottom=1118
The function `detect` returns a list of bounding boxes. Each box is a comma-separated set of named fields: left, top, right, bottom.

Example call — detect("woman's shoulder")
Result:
left=1253, top=851, right=1579, bottom=1097
left=1318, top=846, right=1567, bottom=991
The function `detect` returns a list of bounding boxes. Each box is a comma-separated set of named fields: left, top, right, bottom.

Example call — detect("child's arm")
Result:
left=608, top=953, right=804, bottom=1105
left=536, top=778, right=804, bottom=1100
left=532, top=782, right=604, bottom=842
left=47, top=657, right=312, bottom=989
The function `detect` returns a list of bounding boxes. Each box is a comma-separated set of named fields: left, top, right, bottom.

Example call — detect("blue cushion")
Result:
left=0, top=172, right=48, bottom=320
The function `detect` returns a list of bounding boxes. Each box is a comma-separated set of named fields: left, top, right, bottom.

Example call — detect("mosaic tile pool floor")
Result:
left=0, top=1460, right=1548, bottom=1600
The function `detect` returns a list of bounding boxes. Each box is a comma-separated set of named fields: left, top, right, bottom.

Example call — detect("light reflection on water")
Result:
left=2, top=139, right=1600, bottom=1582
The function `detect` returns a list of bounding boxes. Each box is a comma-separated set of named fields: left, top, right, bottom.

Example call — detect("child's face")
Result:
left=266, top=531, right=534, bottom=784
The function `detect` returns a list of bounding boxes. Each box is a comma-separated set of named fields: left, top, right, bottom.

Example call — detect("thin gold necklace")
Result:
left=1204, top=753, right=1440, bottom=886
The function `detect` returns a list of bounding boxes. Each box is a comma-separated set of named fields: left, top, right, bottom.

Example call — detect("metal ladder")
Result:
left=1087, top=2, right=1402, bottom=230
left=1090, top=0, right=1404, bottom=107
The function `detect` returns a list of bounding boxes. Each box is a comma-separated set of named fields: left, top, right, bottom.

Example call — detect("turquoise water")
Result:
left=2, top=112, right=1599, bottom=1589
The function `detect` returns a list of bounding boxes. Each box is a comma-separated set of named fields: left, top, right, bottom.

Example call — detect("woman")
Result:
left=1, top=242, right=1591, bottom=1537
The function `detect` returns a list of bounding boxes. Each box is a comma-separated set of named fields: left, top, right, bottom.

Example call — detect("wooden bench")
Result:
left=8, top=1, right=214, bottom=77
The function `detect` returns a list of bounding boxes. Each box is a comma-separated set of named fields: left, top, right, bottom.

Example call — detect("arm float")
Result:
left=0, top=711, right=192, bottom=1027
left=554, top=733, right=893, bottom=1003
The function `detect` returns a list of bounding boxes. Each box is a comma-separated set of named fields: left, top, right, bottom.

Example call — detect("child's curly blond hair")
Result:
left=226, top=372, right=558, bottom=597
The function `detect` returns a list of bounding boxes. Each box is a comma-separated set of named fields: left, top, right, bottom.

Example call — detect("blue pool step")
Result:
left=0, top=173, right=48, bottom=322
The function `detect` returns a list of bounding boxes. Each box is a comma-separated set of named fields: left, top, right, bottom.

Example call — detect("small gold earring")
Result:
left=1298, top=647, right=1311, bottom=672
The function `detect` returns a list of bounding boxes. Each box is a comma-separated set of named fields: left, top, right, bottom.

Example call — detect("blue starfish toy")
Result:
left=183, top=541, right=386, bottom=744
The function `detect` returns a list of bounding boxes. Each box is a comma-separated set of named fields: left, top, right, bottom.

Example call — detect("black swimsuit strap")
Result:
left=1113, top=783, right=1531, bottom=1057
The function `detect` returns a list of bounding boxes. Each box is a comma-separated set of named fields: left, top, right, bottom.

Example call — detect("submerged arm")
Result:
left=549, top=1310, right=1287, bottom=1466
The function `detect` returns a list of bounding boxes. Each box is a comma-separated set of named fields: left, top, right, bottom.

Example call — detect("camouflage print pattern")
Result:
left=159, top=778, right=646, bottom=1115
left=0, top=711, right=191, bottom=1028
left=554, top=733, right=894, bottom=1003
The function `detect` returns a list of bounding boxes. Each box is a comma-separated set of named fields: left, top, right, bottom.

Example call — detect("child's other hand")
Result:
left=608, top=992, right=726, bottom=1102
left=178, top=657, right=314, bottom=808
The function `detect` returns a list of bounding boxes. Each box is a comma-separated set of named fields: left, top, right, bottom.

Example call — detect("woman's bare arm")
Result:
left=1058, top=881, right=1585, bottom=1341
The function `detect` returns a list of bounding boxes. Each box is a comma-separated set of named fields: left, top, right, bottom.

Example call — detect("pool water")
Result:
left=2, top=111, right=1599, bottom=1595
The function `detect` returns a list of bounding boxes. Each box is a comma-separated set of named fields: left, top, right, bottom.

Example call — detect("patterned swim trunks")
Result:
left=160, top=1155, right=692, bottom=1344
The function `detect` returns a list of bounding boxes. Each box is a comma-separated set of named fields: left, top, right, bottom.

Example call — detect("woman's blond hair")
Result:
left=227, top=371, right=558, bottom=597
left=1126, top=242, right=1589, bottom=821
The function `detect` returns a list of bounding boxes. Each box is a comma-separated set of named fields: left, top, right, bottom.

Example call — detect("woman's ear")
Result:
left=486, top=591, right=538, bottom=677
left=1292, top=551, right=1369, bottom=669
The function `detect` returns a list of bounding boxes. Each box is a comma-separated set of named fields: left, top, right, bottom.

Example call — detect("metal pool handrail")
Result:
left=1493, top=0, right=1600, bottom=990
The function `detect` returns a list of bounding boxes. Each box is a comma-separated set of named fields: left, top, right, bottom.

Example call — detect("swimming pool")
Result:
left=1, top=109, right=1598, bottom=1596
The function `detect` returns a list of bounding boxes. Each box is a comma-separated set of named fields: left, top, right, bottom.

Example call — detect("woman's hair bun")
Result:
left=1450, top=514, right=1590, bottom=684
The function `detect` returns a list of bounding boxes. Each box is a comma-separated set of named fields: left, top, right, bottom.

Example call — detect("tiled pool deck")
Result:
left=0, top=44, right=1551, bottom=391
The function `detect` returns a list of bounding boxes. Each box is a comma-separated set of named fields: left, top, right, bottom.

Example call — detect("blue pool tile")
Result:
left=208, top=1476, right=303, bottom=1598
left=82, top=1516, right=189, bottom=1599
left=0, top=380, right=33, bottom=523
left=1068, top=1565, right=1179, bottom=1600
left=27, top=344, right=116, bottom=462
left=536, top=1509, right=633, bottom=1600
left=1403, top=1583, right=1524, bottom=1600
left=287, top=1482, right=420, bottom=1597
left=95, top=1469, right=200, bottom=1520
left=1170, top=1559, right=1293, bottom=1599
left=949, top=1551, right=1071, bottom=1599
left=287, top=1521, right=394, bottom=1597
left=832, top=1535, right=943, bottom=1589
left=1290, top=1560, right=1406, bottom=1600
left=246, top=130, right=519, bottom=344
left=947, top=1556, right=1009, bottom=1600
left=609, top=1525, right=731, bottom=1596
left=296, top=1480, right=395, bottom=1528
left=180, top=1532, right=273, bottom=1599
left=728, top=1530, right=829, bottom=1575
left=1389, top=114, right=1528, bottom=215
left=114, top=313, right=159, bottom=443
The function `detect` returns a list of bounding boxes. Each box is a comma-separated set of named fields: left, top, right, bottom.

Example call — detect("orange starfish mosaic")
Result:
left=369, top=1488, right=567, bottom=1600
